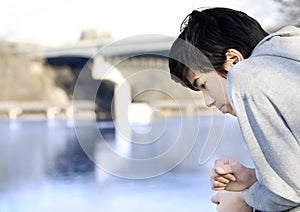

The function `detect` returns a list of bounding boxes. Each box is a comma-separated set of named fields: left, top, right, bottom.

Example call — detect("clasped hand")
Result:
left=210, top=156, right=257, bottom=191
left=210, top=156, right=257, bottom=212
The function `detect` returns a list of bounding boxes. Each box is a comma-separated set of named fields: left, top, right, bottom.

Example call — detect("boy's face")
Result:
left=185, top=68, right=236, bottom=116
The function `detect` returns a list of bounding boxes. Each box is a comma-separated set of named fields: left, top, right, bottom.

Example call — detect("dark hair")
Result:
left=169, top=7, right=269, bottom=89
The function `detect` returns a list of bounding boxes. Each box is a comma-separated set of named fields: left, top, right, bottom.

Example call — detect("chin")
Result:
left=224, top=105, right=236, bottom=116
left=227, top=110, right=236, bottom=116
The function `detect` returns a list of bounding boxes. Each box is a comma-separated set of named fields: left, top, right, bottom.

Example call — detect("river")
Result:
left=0, top=116, right=252, bottom=212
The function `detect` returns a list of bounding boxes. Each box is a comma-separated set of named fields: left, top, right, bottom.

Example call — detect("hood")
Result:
left=251, top=26, right=300, bottom=62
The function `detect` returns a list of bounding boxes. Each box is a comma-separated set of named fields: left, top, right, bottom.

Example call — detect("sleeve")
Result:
left=237, top=94, right=300, bottom=211
left=227, top=59, right=300, bottom=211
left=243, top=182, right=298, bottom=211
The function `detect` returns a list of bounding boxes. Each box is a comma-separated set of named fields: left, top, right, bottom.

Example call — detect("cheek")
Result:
left=216, top=77, right=229, bottom=101
left=216, top=89, right=228, bottom=103
left=207, top=79, right=228, bottom=101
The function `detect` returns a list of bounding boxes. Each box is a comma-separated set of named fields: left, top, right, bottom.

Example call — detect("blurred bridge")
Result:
left=38, top=34, right=173, bottom=59
left=1, top=33, right=212, bottom=122
left=37, top=35, right=175, bottom=102
left=35, top=35, right=209, bottom=117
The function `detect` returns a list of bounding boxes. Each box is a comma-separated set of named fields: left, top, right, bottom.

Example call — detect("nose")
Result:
left=203, top=91, right=215, bottom=107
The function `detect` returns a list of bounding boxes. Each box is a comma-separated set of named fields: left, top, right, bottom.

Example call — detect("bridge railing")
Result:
left=0, top=101, right=96, bottom=119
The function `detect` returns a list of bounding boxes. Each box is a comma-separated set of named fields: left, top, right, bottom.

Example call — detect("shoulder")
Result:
left=227, top=57, right=269, bottom=98
left=227, top=56, right=292, bottom=97
left=227, top=55, right=300, bottom=98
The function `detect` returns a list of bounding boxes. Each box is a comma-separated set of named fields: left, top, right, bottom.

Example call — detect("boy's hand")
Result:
left=211, top=191, right=253, bottom=212
left=211, top=156, right=257, bottom=191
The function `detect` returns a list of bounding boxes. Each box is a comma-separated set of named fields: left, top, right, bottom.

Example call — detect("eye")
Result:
left=194, top=78, right=206, bottom=91
left=184, top=78, right=199, bottom=91
left=200, top=83, right=206, bottom=89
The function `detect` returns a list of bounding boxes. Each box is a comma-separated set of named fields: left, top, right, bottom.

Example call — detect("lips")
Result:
left=219, top=105, right=225, bottom=113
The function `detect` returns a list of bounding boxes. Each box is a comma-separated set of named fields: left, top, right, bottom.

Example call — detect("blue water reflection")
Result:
left=0, top=116, right=252, bottom=212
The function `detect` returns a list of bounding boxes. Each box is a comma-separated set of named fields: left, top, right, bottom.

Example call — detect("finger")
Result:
left=214, top=159, right=227, bottom=169
left=214, top=155, right=234, bottom=167
left=212, top=186, right=226, bottom=191
left=213, top=175, right=231, bottom=184
left=211, top=193, right=220, bottom=204
left=211, top=169, right=227, bottom=182
left=212, top=180, right=227, bottom=188
left=210, top=173, right=230, bottom=188
left=214, top=158, right=235, bottom=175
left=210, top=177, right=227, bottom=190
left=211, top=171, right=236, bottom=186
left=215, top=173, right=236, bottom=182
left=215, top=165, right=235, bottom=177
left=212, top=166, right=234, bottom=181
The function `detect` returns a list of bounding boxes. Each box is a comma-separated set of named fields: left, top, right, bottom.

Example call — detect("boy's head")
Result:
left=169, top=7, right=268, bottom=87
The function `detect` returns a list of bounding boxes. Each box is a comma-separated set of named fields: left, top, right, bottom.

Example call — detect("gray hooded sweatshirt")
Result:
left=227, top=26, right=300, bottom=211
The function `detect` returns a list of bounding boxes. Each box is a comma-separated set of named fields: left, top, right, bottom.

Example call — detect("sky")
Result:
left=0, top=0, right=284, bottom=45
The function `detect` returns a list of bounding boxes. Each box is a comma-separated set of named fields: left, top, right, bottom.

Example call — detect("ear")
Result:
left=223, top=49, right=244, bottom=72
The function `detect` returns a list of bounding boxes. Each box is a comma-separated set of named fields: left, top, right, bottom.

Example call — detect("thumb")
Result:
left=216, top=162, right=243, bottom=175
left=215, top=164, right=234, bottom=174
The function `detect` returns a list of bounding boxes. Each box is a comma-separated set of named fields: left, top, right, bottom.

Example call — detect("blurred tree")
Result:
left=273, top=0, right=300, bottom=23
left=0, top=43, right=68, bottom=103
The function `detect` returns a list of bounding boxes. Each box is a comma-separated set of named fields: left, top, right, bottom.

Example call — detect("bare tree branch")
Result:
left=273, top=0, right=300, bottom=24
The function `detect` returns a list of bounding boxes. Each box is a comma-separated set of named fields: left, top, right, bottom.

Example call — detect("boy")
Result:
left=168, top=7, right=300, bottom=212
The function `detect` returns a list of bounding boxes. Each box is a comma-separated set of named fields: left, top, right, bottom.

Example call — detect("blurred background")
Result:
left=0, top=0, right=299, bottom=211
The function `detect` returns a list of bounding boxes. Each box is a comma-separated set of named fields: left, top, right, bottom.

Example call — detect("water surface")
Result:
left=0, top=116, right=252, bottom=212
